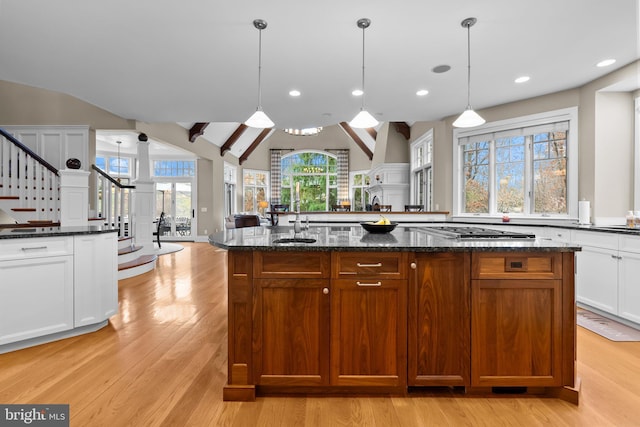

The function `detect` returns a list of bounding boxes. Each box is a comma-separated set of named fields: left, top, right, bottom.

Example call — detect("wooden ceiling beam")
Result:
left=188, top=122, right=209, bottom=142
left=239, top=128, right=271, bottom=165
left=339, top=122, right=373, bottom=160
left=391, top=122, right=411, bottom=140
left=220, top=124, right=248, bottom=156
left=365, top=127, right=377, bottom=140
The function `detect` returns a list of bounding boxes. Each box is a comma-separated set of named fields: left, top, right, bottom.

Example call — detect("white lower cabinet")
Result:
left=573, top=230, right=619, bottom=314
left=618, top=236, right=640, bottom=324
left=74, top=233, right=118, bottom=327
left=572, top=230, right=640, bottom=325
left=575, top=245, right=619, bottom=313
left=0, top=232, right=118, bottom=351
left=0, top=254, right=74, bottom=345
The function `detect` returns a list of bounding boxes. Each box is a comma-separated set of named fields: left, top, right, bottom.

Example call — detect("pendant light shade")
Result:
left=453, top=17, right=485, bottom=128
left=349, top=18, right=379, bottom=129
left=350, top=110, right=379, bottom=128
left=245, top=19, right=274, bottom=128
left=246, top=109, right=274, bottom=128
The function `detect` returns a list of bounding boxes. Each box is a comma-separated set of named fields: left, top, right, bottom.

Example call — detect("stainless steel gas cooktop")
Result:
left=420, top=226, right=536, bottom=240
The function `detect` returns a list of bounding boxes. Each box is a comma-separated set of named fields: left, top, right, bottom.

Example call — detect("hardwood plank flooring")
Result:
left=1, top=242, right=640, bottom=426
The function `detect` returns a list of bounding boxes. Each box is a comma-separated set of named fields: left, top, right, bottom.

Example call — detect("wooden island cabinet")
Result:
left=224, top=248, right=577, bottom=403
left=213, top=225, right=579, bottom=403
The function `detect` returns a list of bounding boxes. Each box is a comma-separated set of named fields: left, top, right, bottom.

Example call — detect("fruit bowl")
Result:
left=360, top=221, right=398, bottom=233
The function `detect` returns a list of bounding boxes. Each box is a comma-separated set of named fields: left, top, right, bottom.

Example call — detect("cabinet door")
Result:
left=74, top=233, right=118, bottom=326
left=575, top=246, right=618, bottom=314
left=0, top=256, right=73, bottom=345
left=408, top=253, right=470, bottom=386
left=618, top=251, right=640, bottom=324
left=253, top=278, right=330, bottom=386
left=331, top=278, right=407, bottom=387
left=471, top=279, right=563, bottom=387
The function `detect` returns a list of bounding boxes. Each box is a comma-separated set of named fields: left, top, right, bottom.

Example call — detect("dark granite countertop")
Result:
left=0, top=225, right=119, bottom=240
left=209, top=225, right=580, bottom=252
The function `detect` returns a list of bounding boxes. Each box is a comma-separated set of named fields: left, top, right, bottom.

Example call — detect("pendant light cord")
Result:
left=361, top=24, right=366, bottom=111
left=257, top=28, right=263, bottom=110
left=466, top=23, right=471, bottom=108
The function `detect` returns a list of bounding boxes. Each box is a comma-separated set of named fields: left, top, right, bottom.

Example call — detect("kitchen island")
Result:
left=209, top=225, right=581, bottom=403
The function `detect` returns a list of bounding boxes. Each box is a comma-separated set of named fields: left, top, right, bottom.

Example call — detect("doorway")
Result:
left=155, top=181, right=194, bottom=240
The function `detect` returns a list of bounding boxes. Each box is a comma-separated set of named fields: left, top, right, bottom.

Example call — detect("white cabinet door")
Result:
left=0, top=255, right=74, bottom=345
left=618, top=251, right=640, bottom=324
left=74, top=233, right=118, bottom=327
left=575, top=246, right=619, bottom=314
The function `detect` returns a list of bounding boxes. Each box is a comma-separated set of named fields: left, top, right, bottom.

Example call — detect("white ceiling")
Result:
left=1, top=0, right=639, bottom=157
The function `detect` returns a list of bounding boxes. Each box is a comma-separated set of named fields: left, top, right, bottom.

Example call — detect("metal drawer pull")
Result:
left=356, top=262, right=382, bottom=267
left=21, top=246, right=48, bottom=251
left=357, top=281, right=382, bottom=287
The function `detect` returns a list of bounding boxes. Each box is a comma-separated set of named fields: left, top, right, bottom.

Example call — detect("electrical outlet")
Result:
left=204, top=229, right=208, bottom=234
left=201, top=207, right=207, bottom=212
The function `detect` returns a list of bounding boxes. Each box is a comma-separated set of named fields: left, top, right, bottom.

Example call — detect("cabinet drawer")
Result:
left=472, top=252, right=562, bottom=280
left=572, top=230, right=618, bottom=250
left=619, top=235, right=640, bottom=253
left=254, top=251, right=330, bottom=278
left=0, top=237, right=73, bottom=261
left=332, top=252, right=407, bottom=279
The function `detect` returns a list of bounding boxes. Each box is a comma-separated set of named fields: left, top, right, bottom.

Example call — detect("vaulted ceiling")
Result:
left=1, top=0, right=638, bottom=159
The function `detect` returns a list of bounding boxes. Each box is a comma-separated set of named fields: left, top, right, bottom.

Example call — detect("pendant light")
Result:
left=349, top=18, right=379, bottom=129
left=245, top=19, right=274, bottom=128
left=453, top=17, right=485, bottom=128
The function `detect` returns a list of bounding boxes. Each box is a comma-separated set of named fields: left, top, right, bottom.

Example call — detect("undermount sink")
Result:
left=273, top=237, right=316, bottom=244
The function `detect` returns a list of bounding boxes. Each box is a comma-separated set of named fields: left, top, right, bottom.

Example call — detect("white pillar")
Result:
left=59, top=169, right=90, bottom=226
left=132, top=133, right=155, bottom=253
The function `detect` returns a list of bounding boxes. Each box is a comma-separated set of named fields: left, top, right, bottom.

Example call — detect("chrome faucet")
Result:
left=293, top=197, right=302, bottom=235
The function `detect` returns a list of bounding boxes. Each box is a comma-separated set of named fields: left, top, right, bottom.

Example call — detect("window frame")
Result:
left=242, top=169, right=270, bottom=214
left=452, top=107, right=578, bottom=220
left=350, top=170, right=370, bottom=211
left=281, top=150, right=338, bottom=212
left=410, top=129, right=433, bottom=211
left=224, top=162, right=237, bottom=217
left=635, top=96, right=640, bottom=211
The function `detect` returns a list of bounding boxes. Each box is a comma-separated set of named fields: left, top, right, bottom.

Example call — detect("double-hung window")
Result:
left=243, top=169, right=269, bottom=214
left=410, top=129, right=433, bottom=210
left=453, top=108, right=578, bottom=219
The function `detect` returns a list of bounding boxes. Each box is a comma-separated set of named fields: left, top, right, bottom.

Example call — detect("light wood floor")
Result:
left=1, top=242, right=640, bottom=426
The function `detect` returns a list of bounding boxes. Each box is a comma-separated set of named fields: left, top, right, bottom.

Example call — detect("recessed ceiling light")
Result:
left=514, top=76, right=530, bottom=83
left=416, top=89, right=429, bottom=96
left=596, top=59, right=616, bottom=67
left=432, top=65, right=451, bottom=74
left=289, top=90, right=301, bottom=97
left=352, top=89, right=364, bottom=96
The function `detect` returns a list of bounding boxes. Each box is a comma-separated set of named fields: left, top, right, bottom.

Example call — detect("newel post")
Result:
left=132, top=133, right=154, bottom=252
left=59, top=168, right=90, bottom=226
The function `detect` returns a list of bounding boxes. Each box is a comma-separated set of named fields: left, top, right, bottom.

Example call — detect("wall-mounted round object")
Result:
left=65, top=158, right=81, bottom=169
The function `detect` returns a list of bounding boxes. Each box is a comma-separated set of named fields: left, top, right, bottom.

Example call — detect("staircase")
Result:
left=116, top=236, right=157, bottom=280
left=0, top=127, right=157, bottom=279
left=0, top=129, right=60, bottom=227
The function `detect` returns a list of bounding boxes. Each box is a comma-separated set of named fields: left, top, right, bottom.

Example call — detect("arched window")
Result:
left=280, top=151, right=337, bottom=211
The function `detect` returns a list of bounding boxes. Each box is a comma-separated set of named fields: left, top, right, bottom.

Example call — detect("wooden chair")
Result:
left=378, top=205, right=392, bottom=212
left=269, top=204, right=289, bottom=226
left=153, top=212, right=166, bottom=248
left=404, top=204, right=423, bottom=212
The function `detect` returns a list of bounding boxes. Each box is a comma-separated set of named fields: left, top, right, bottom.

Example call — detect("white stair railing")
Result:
left=92, top=165, right=135, bottom=237
left=0, top=128, right=60, bottom=223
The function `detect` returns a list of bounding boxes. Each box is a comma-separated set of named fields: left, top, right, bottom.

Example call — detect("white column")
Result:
left=132, top=133, right=155, bottom=252
left=59, top=169, right=90, bottom=226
